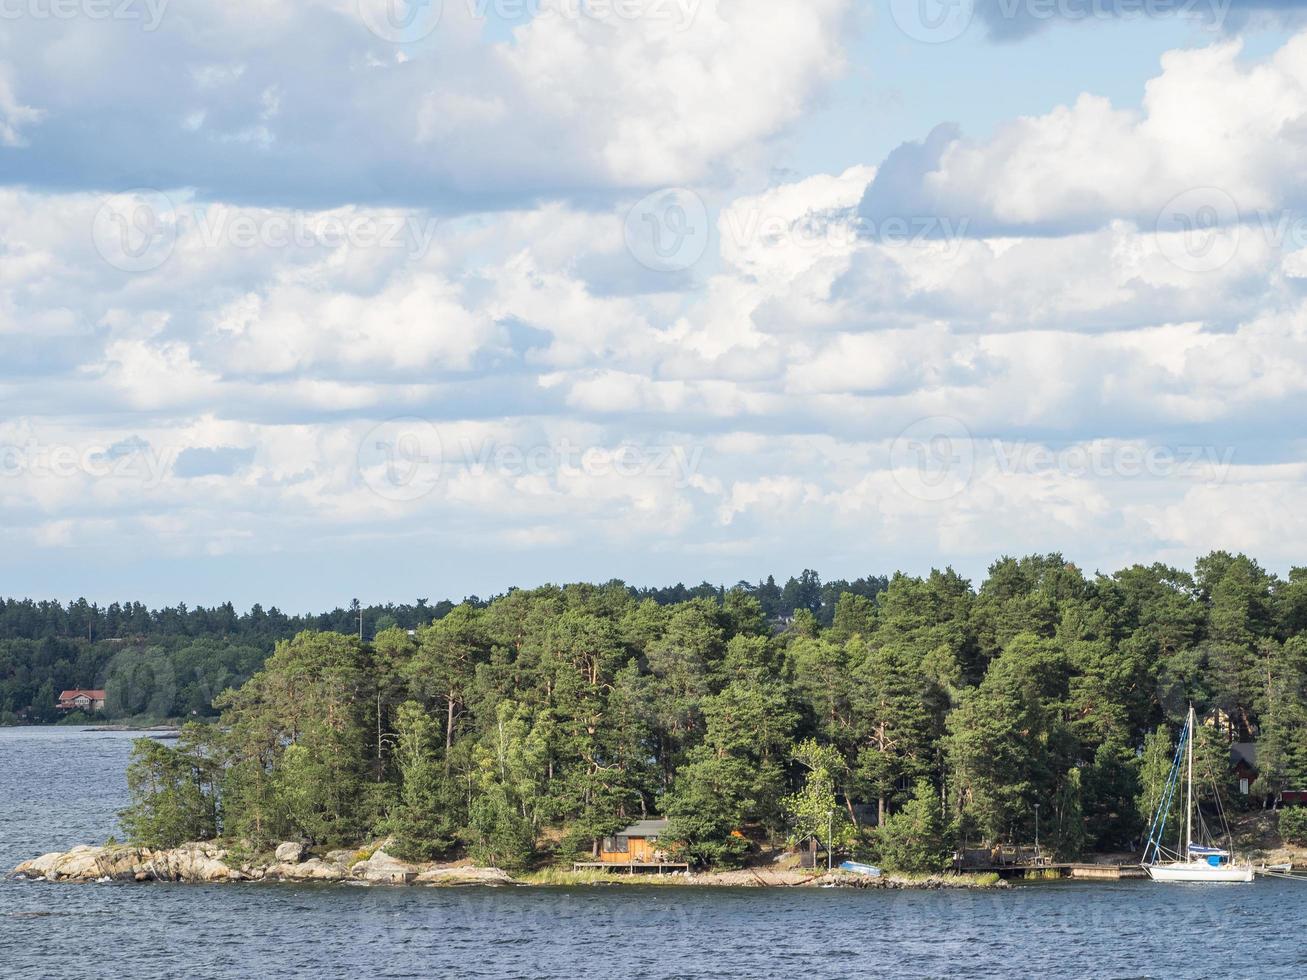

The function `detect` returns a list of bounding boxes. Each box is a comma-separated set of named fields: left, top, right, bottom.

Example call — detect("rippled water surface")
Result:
left=3, top=726, right=1306, bottom=979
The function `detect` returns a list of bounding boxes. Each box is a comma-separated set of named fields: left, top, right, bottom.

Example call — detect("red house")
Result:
left=1230, top=742, right=1307, bottom=805
left=57, top=689, right=106, bottom=712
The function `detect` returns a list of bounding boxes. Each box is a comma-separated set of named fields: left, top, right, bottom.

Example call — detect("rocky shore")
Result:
left=11, top=843, right=1006, bottom=889
left=11, top=842, right=514, bottom=886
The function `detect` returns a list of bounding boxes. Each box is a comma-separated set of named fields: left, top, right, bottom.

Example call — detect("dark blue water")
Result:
left=3, top=727, right=1306, bottom=978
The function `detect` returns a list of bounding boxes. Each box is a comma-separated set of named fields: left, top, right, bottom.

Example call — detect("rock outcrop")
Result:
left=274, top=841, right=307, bottom=864
left=11, top=843, right=509, bottom=888
left=415, top=866, right=514, bottom=886
left=14, top=844, right=246, bottom=883
left=352, top=849, right=418, bottom=884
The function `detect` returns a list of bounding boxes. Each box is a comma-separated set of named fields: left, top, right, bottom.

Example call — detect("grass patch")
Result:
left=220, top=841, right=274, bottom=870
left=881, top=870, right=1003, bottom=888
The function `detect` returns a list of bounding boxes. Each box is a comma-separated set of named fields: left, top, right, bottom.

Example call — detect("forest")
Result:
left=103, top=552, right=1307, bottom=872
left=0, top=571, right=882, bottom=724
left=10, top=556, right=1307, bottom=872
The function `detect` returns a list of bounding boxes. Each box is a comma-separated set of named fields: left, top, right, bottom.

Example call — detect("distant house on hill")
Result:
left=57, top=689, right=106, bottom=712
left=1230, top=742, right=1307, bottom=805
left=1231, top=742, right=1258, bottom=796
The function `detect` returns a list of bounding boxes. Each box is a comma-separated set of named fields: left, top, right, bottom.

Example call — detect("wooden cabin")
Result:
left=597, top=818, right=669, bottom=864
left=574, top=818, right=687, bottom=874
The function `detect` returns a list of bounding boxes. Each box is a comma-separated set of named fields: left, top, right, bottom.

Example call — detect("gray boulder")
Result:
left=274, top=841, right=306, bottom=864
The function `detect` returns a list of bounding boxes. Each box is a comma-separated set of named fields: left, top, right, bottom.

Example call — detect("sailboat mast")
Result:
left=1185, top=704, right=1194, bottom=860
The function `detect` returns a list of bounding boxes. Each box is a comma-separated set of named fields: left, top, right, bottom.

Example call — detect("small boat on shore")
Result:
left=1141, top=705, right=1253, bottom=883
left=838, top=861, right=881, bottom=877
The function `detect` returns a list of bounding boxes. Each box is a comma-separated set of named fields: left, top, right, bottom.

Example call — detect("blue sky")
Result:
left=4, top=0, right=1307, bottom=610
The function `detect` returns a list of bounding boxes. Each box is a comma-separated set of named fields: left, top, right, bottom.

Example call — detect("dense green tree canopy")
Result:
left=79, top=553, right=1307, bottom=866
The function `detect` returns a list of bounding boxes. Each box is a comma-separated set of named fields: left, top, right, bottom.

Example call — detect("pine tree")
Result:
left=876, top=779, right=951, bottom=872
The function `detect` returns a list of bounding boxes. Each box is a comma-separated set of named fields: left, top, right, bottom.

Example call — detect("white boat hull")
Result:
left=1146, top=861, right=1254, bottom=883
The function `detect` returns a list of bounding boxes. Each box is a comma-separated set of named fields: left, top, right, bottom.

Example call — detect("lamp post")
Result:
left=1034, top=803, right=1041, bottom=861
left=827, top=809, right=834, bottom=871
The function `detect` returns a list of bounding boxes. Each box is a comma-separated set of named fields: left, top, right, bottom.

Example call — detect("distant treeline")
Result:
left=114, top=552, right=1307, bottom=871
left=0, top=571, right=886, bottom=723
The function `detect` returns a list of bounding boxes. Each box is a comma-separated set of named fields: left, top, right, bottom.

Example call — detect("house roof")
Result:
left=617, top=818, right=669, bottom=837
left=58, top=689, right=106, bottom=701
left=1231, top=742, right=1258, bottom=768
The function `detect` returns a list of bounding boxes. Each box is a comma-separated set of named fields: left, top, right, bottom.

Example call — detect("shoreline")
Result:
left=9, top=843, right=1008, bottom=890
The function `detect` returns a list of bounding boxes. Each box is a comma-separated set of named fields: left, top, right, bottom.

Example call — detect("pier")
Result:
left=955, top=847, right=1147, bottom=879
left=572, top=861, right=690, bottom=875
left=958, top=861, right=1148, bottom=880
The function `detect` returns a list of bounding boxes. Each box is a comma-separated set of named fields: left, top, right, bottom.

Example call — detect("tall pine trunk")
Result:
left=445, top=693, right=455, bottom=776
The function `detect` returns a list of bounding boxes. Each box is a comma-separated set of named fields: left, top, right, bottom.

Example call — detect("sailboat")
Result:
left=1141, top=705, right=1254, bottom=883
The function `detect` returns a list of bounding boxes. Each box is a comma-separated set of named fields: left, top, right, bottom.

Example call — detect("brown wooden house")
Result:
left=597, top=818, right=669, bottom=864
left=575, top=818, right=687, bottom=873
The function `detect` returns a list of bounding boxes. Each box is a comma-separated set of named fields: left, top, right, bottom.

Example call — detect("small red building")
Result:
left=57, top=689, right=106, bottom=712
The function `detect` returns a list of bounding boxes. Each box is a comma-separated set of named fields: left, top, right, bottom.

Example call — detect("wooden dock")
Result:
left=572, top=862, right=689, bottom=875
left=1068, top=863, right=1148, bottom=880
left=961, top=862, right=1147, bottom=880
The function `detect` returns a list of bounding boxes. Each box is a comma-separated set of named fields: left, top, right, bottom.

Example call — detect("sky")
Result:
left=4, top=0, right=1307, bottom=610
